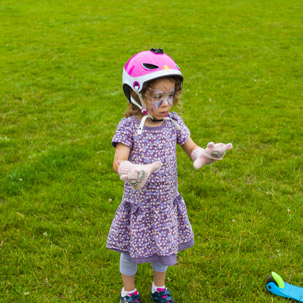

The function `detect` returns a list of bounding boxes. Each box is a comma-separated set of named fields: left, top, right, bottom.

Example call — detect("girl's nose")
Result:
left=161, top=96, right=169, bottom=106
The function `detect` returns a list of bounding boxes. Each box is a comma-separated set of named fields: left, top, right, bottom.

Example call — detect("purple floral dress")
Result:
left=107, top=112, right=194, bottom=266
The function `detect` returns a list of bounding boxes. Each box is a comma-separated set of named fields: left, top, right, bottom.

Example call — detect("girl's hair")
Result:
left=124, top=76, right=182, bottom=118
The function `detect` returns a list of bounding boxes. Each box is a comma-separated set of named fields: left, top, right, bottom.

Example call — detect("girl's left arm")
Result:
left=181, top=137, right=198, bottom=158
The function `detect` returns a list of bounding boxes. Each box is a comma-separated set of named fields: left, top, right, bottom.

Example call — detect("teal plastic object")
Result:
left=266, top=272, right=303, bottom=302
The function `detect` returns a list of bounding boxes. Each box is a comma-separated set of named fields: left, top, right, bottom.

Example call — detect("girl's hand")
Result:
left=118, top=161, right=162, bottom=190
left=191, top=142, right=233, bottom=170
left=191, top=146, right=210, bottom=170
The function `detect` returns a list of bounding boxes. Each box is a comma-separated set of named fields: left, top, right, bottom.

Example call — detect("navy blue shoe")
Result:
left=151, top=287, right=175, bottom=303
left=120, top=290, right=141, bottom=303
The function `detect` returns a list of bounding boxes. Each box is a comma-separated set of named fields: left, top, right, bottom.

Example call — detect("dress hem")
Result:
left=107, top=239, right=194, bottom=266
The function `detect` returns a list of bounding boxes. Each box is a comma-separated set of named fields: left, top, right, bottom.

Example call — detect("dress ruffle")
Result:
left=107, top=194, right=194, bottom=265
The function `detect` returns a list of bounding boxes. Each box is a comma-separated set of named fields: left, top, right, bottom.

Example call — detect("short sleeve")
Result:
left=170, top=112, right=191, bottom=145
left=112, top=118, right=133, bottom=148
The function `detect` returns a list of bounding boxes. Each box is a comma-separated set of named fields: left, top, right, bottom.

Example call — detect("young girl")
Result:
left=107, top=48, right=230, bottom=303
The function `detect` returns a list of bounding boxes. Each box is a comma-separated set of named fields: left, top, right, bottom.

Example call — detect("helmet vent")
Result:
left=142, top=63, right=159, bottom=70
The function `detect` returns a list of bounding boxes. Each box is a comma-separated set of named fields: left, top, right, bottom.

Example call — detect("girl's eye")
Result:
left=152, top=95, right=162, bottom=101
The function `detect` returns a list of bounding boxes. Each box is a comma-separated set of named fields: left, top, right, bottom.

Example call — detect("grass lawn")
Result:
left=1, top=0, right=302, bottom=302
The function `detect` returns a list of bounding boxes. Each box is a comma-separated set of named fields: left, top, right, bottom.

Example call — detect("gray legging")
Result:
left=120, top=253, right=168, bottom=276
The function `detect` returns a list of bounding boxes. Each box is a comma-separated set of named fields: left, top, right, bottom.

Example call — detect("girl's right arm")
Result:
left=113, top=143, right=130, bottom=173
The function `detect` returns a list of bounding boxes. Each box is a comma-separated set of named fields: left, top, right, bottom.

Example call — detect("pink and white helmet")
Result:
left=122, top=48, right=183, bottom=102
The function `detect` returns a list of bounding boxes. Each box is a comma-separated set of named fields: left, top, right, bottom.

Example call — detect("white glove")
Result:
left=118, top=161, right=162, bottom=190
left=191, top=142, right=233, bottom=170
left=191, top=146, right=210, bottom=170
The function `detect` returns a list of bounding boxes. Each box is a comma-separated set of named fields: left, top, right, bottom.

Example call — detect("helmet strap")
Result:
left=138, top=116, right=184, bottom=135
left=130, top=96, right=148, bottom=115
left=131, top=87, right=149, bottom=116
left=138, top=115, right=149, bottom=134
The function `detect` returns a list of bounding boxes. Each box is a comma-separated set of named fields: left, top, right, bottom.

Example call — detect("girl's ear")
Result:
left=130, top=90, right=139, bottom=103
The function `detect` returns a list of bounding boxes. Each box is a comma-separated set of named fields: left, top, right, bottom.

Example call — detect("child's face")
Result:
left=145, top=78, right=175, bottom=120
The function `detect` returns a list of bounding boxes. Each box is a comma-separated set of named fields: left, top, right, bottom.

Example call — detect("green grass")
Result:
left=1, top=0, right=302, bottom=302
